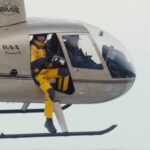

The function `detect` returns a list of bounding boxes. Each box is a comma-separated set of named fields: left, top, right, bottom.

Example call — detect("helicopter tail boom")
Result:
left=0, top=0, right=26, bottom=27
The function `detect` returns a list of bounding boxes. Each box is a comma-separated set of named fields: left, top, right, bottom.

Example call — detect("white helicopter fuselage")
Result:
left=0, top=18, right=135, bottom=104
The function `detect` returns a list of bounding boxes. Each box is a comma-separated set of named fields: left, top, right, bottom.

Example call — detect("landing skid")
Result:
left=0, top=104, right=72, bottom=114
left=0, top=102, right=117, bottom=138
left=0, top=125, right=117, bottom=139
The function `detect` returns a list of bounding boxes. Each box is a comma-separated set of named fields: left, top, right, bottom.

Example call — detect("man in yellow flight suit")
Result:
left=30, top=34, right=69, bottom=133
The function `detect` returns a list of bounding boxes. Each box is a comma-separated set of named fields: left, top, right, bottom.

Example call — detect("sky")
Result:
left=0, top=0, right=150, bottom=149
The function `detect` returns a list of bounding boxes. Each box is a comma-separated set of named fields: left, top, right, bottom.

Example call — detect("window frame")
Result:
left=57, top=33, right=109, bottom=80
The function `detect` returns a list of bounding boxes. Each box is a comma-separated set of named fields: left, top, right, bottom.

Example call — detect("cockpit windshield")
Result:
left=102, top=45, right=135, bottom=78
left=84, top=23, right=136, bottom=78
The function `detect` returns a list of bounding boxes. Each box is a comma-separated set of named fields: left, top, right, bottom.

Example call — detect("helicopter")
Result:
left=0, top=0, right=136, bottom=139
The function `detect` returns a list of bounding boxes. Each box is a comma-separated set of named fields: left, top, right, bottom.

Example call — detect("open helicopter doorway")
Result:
left=29, top=33, right=75, bottom=95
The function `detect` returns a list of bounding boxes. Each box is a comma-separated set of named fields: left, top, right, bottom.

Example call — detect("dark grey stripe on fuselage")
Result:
left=0, top=73, right=133, bottom=84
left=73, top=79, right=133, bottom=84
left=0, top=74, right=32, bottom=80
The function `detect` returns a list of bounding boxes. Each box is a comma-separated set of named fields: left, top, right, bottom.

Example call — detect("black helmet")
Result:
left=33, top=34, right=48, bottom=40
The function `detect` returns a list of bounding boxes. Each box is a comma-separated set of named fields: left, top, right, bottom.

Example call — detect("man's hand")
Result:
left=52, top=55, right=65, bottom=66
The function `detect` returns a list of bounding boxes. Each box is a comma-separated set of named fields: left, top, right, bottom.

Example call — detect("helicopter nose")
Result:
left=122, top=76, right=136, bottom=98
left=104, top=77, right=136, bottom=103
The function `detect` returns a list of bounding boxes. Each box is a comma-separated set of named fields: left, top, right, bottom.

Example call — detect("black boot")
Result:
left=44, top=118, right=57, bottom=133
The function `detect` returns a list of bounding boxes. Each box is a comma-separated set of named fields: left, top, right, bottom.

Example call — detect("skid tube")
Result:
left=0, top=125, right=117, bottom=139
left=0, top=104, right=72, bottom=114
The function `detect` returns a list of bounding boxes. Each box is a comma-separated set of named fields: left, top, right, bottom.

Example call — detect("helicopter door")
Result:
left=57, top=33, right=108, bottom=81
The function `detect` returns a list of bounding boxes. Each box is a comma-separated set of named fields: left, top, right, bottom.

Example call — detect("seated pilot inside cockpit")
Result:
left=63, top=35, right=103, bottom=69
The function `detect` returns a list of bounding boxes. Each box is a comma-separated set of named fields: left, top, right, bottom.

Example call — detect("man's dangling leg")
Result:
left=44, top=97, right=53, bottom=119
left=44, top=89, right=57, bottom=133
left=35, top=73, right=57, bottom=133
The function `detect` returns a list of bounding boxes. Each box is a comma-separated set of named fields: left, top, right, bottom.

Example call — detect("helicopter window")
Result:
left=62, top=34, right=103, bottom=70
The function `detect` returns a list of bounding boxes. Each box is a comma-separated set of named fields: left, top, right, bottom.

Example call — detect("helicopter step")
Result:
left=0, top=125, right=117, bottom=139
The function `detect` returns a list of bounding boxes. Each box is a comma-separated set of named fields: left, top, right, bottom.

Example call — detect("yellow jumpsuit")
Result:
left=30, top=39, right=69, bottom=118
